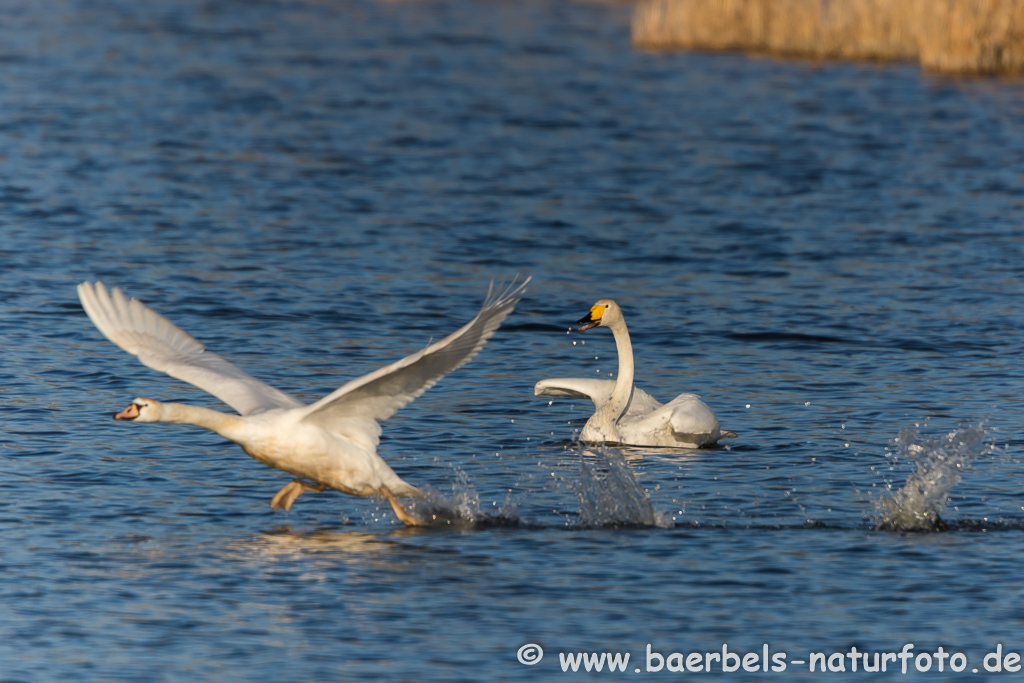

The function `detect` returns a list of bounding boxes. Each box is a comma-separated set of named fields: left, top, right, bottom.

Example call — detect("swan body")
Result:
left=535, top=299, right=734, bottom=448
left=79, top=279, right=528, bottom=524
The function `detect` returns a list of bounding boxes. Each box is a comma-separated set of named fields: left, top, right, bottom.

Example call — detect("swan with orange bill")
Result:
left=535, top=299, right=735, bottom=448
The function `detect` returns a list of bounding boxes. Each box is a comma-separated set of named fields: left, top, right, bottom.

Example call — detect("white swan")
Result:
left=78, top=279, right=528, bottom=526
left=535, top=299, right=734, bottom=448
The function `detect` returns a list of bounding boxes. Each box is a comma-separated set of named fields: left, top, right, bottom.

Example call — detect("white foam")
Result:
left=875, top=424, right=993, bottom=532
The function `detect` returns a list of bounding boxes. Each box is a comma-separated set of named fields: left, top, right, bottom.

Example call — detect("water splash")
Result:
left=575, top=449, right=671, bottom=528
left=874, top=423, right=993, bottom=532
left=405, top=469, right=520, bottom=528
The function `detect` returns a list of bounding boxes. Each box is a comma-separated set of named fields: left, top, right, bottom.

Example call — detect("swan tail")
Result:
left=720, top=430, right=738, bottom=439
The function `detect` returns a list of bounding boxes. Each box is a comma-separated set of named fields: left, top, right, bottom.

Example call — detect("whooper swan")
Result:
left=535, top=299, right=734, bottom=448
left=78, top=279, right=528, bottom=526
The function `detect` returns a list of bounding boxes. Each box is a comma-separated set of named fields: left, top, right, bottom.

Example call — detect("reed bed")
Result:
left=633, top=0, right=1024, bottom=75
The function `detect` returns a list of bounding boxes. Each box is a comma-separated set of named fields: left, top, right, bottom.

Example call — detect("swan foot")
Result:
left=379, top=484, right=423, bottom=526
left=270, top=479, right=328, bottom=513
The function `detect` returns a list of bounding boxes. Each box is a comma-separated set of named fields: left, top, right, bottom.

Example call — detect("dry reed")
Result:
left=633, top=0, right=1024, bottom=74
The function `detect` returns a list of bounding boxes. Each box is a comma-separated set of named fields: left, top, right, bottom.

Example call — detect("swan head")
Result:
left=576, top=298, right=622, bottom=331
left=114, top=398, right=162, bottom=422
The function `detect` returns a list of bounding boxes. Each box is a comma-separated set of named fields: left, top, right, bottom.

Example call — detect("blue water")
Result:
left=2, top=0, right=1024, bottom=679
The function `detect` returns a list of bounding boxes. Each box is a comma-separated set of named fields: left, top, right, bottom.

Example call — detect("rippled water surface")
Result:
left=3, top=0, right=1024, bottom=679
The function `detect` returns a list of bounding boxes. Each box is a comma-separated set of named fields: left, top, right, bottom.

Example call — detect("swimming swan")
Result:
left=78, top=279, right=528, bottom=526
left=535, top=299, right=734, bottom=448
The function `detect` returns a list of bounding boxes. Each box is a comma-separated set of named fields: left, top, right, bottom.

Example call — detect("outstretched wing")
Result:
left=300, top=278, right=529, bottom=431
left=78, top=281, right=304, bottom=416
left=535, top=378, right=663, bottom=418
left=534, top=377, right=615, bottom=409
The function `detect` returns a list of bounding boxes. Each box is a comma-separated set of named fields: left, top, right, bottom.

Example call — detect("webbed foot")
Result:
left=379, top=484, right=423, bottom=526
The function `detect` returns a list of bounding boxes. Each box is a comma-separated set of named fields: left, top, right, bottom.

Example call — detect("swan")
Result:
left=535, top=299, right=735, bottom=448
left=78, top=278, right=528, bottom=526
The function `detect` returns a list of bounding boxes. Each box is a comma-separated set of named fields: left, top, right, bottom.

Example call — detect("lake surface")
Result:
left=2, top=0, right=1024, bottom=679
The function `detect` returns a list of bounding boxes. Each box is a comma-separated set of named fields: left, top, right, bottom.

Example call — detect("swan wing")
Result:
left=618, top=393, right=721, bottom=447
left=534, top=377, right=615, bottom=409
left=78, top=281, right=304, bottom=416
left=664, top=393, right=720, bottom=435
left=300, top=278, right=529, bottom=429
left=621, top=385, right=663, bottom=420
left=534, top=379, right=664, bottom=416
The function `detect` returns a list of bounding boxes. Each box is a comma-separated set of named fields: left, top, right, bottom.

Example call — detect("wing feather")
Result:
left=534, top=378, right=615, bottom=408
left=535, top=378, right=663, bottom=418
left=78, top=281, right=304, bottom=416
left=664, top=394, right=720, bottom=435
left=300, top=278, right=529, bottom=429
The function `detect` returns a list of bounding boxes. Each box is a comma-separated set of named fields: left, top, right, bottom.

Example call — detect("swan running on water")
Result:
left=78, top=279, right=528, bottom=526
left=535, top=299, right=734, bottom=448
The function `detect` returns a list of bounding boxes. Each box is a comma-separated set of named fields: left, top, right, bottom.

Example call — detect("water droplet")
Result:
left=745, top=404, right=751, bottom=409
left=804, top=401, right=810, bottom=406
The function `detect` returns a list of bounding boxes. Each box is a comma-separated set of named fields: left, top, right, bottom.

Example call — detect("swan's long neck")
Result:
left=158, top=403, right=246, bottom=442
left=607, top=318, right=635, bottom=421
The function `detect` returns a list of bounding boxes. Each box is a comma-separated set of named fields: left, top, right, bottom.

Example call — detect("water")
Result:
left=2, top=0, right=1024, bottom=679
left=874, top=424, right=998, bottom=532
left=575, top=449, right=666, bottom=528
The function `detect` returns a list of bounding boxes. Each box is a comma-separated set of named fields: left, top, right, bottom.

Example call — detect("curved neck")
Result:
left=159, top=403, right=246, bottom=441
left=607, top=318, right=634, bottom=419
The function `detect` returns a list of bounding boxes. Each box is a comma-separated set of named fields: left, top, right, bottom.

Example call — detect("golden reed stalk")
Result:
left=633, top=0, right=1024, bottom=75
